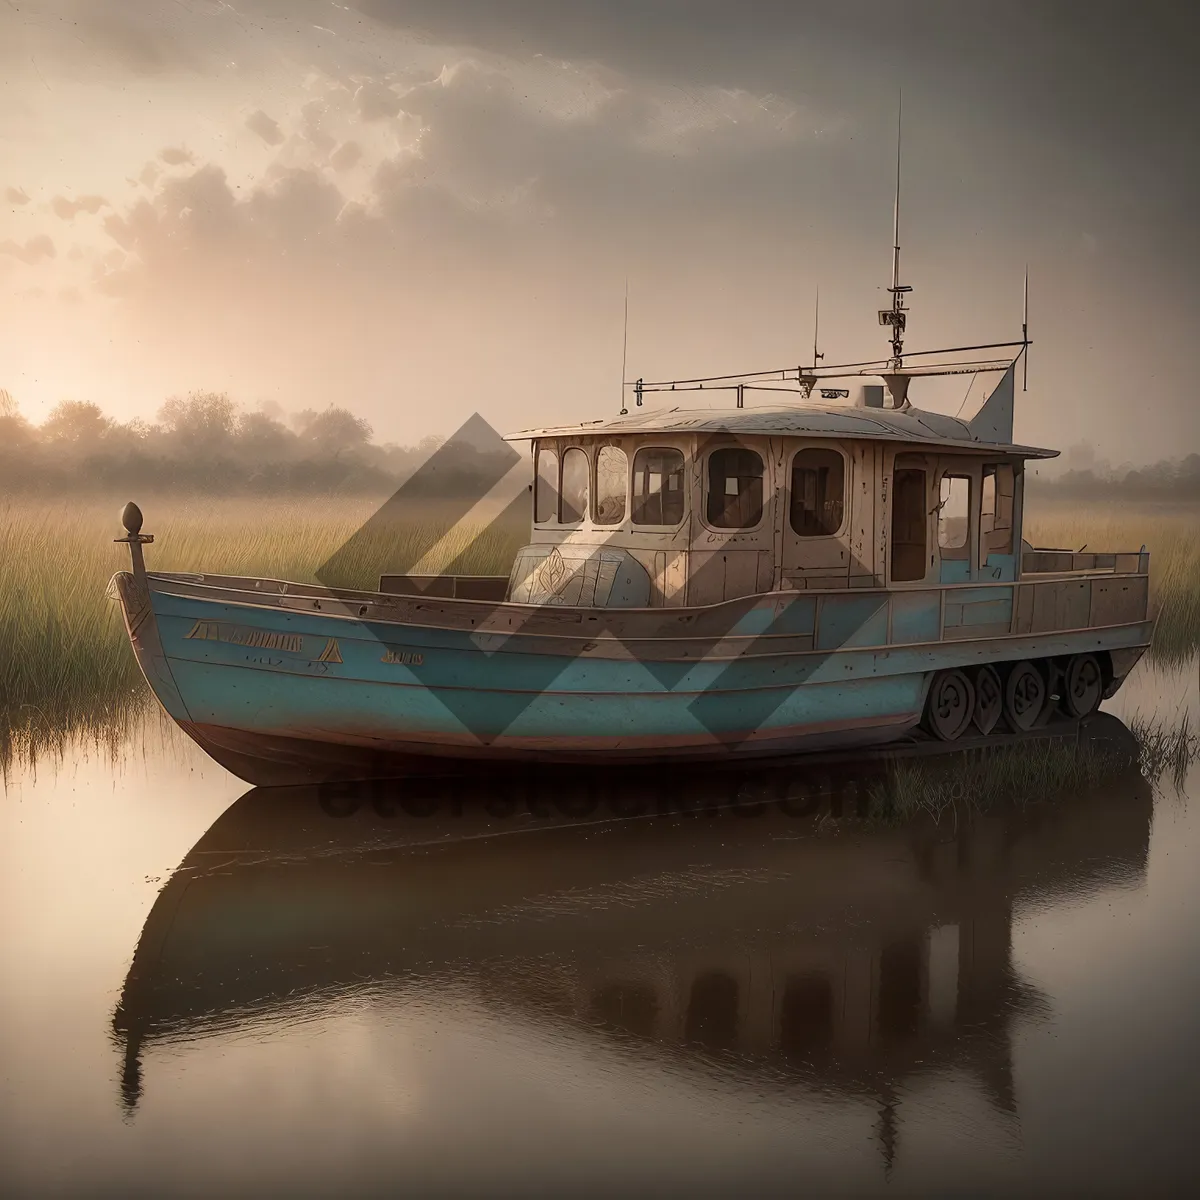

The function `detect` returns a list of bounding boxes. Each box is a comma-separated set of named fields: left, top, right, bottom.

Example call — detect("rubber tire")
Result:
left=924, top=668, right=976, bottom=742
left=1004, top=660, right=1046, bottom=732
left=1062, top=653, right=1103, bottom=719
left=972, top=664, right=1003, bottom=735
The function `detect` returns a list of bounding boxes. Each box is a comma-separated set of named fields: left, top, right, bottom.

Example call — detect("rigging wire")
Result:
left=623, top=340, right=1029, bottom=389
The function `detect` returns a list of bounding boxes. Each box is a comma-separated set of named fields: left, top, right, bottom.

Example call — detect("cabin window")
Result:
left=706, top=447, right=764, bottom=529
left=593, top=445, right=628, bottom=525
left=535, top=447, right=559, bottom=524
left=790, top=448, right=845, bottom=536
left=632, top=447, right=686, bottom=526
left=937, top=474, right=971, bottom=557
left=560, top=447, right=589, bottom=524
left=891, top=464, right=928, bottom=582
left=980, top=463, right=1015, bottom=563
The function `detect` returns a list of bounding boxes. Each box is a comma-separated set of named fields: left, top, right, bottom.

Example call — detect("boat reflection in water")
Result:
left=113, top=716, right=1152, bottom=1176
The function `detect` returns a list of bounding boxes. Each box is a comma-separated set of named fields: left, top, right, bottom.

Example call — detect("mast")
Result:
left=879, top=92, right=912, bottom=375
left=812, top=283, right=825, bottom=374
left=1021, top=266, right=1029, bottom=392
left=619, top=278, right=630, bottom=415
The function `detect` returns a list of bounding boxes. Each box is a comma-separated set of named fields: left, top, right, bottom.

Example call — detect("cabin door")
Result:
left=890, top=456, right=930, bottom=583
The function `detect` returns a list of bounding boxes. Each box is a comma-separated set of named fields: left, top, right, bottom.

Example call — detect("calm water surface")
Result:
left=1, top=659, right=1198, bottom=1198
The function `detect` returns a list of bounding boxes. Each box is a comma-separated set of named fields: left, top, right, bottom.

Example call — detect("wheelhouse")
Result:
left=505, top=373, right=1048, bottom=609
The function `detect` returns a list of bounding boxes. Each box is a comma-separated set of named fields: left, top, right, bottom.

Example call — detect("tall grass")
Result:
left=0, top=496, right=522, bottom=768
left=868, top=739, right=1124, bottom=827
left=867, top=713, right=1199, bottom=827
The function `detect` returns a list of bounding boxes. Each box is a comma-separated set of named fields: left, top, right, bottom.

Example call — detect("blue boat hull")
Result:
left=110, top=570, right=1153, bottom=784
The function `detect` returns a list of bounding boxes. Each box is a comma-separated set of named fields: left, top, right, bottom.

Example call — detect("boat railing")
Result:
left=1021, top=549, right=1150, bottom=577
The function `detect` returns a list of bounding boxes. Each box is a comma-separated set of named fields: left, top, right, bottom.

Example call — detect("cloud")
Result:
left=51, top=195, right=108, bottom=220
left=300, top=100, right=337, bottom=155
left=246, top=109, right=285, bottom=146
left=93, top=55, right=853, bottom=296
left=159, top=147, right=195, bottom=166
left=78, top=56, right=870, bottom=434
left=351, top=0, right=1200, bottom=242
left=5, top=187, right=31, bottom=205
left=355, top=80, right=402, bottom=121
left=0, top=235, right=56, bottom=265
left=41, top=0, right=208, bottom=76
left=330, top=141, right=364, bottom=171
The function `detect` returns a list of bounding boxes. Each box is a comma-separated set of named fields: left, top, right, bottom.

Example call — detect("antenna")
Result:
left=891, top=93, right=902, bottom=295
left=812, top=284, right=824, bottom=369
left=1021, top=266, right=1029, bottom=392
left=878, top=90, right=911, bottom=374
left=619, top=278, right=629, bottom=415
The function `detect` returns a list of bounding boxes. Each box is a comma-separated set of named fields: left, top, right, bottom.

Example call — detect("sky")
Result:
left=2, top=0, right=1198, bottom=462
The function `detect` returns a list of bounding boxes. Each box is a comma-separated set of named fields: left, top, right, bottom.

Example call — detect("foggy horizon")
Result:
left=3, top=1, right=1198, bottom=464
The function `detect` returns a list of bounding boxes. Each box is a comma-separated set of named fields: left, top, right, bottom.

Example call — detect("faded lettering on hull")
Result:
left=185, top=620, right=304, bottom=654
left=381, top=645, right=424, bottom=666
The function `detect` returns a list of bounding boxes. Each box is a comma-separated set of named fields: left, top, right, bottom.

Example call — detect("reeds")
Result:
left=867, top=738, right=1126, bottom=827
left=868, top=713, right=1199, bottom=827
left=0, top=495, right=523, bottom=769
left=1130, top=710, right=1199, bottom=792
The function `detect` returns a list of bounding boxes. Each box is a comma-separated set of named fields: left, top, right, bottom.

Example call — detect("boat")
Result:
left=109, top=348, right=1154, bottom=784
left=109, top=359, right=1155, bottom=785
left=108, top=175, right=1154, bottom=784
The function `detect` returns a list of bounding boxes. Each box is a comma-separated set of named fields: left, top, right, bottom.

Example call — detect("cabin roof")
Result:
left=506, top=403, right=1058, bottom=459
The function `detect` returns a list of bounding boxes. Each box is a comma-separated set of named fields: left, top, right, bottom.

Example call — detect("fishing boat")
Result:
left=108, top=342, right=1153, bottom=785
left=108, top=176, right=1154, bottom=784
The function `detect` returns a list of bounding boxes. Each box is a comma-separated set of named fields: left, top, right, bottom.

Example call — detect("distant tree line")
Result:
left=0, top=389, right=512, bottom=496
left=3, top=387, right=1194, bottom=503
left=1029, top=453, right=1200, bottom=504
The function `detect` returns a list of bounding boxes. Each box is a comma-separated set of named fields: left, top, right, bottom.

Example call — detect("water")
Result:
left=1, top=659, right=1198, bottom=1199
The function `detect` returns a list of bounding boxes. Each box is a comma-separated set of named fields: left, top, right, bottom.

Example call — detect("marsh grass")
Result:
left=867, top=739, right=1125, bottom=827
left=0, top=496, right=523, bottom=769
left=867, top=714, right=1200, bottom=828
left=1130, top=710, right=1200, bottom=793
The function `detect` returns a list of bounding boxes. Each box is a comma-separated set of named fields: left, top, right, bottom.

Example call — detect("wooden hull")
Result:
left=110, top=569, right=1153, bottom=785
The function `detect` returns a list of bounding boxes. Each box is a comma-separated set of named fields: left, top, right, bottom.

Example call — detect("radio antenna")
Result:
left=619, top=277, right=629, bottom=415
left=891, top=94, right=902, bottom=296
left=812, top=284, right=824, bottom=369
left=1021, top=266, right=1029, bottom=392
left=878, top=90, right=911, bottom=373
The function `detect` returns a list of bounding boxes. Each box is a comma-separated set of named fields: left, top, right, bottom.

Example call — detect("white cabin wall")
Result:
left=1013, top=461, right=1026, bottom=553
left=519, top=430, right=1037, bottom=605
left=768, top=436, right=788, bottom=592
left=850, top=442, right=879, bottom=587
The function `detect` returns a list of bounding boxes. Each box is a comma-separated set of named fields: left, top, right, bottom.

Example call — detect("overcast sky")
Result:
left=2, top=0, right=1197, bottom=460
